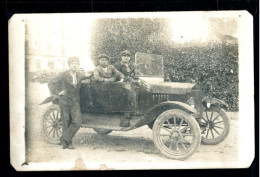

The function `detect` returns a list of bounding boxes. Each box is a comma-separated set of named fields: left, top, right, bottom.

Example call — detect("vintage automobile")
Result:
left=40, top=53, right=230, bottom=160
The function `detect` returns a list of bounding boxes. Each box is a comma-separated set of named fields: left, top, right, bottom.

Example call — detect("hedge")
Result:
left=90, top=19, right=239, bottom=111
left=163, top=42, right=239, bottom=111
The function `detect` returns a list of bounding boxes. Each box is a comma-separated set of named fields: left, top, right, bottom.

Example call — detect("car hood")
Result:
left=147, top=81, right=196, bottom=94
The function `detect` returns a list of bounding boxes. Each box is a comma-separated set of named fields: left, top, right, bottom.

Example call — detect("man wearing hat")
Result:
left=48, top=56, right=91, bottom=149
left=113, top=50, right=142, bottom=127
left=114, top=50, right=140, bottom=81
left=93, top=54, right=124, bottom=82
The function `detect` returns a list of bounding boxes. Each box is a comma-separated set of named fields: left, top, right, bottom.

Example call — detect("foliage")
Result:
left=91, top=19, right=239, bottom=111
left=166, top=43, right=239, bottom=111
left=90, top=18, right=173, bottom=64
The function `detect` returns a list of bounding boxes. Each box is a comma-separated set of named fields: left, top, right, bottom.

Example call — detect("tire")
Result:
left=42, top=104, right=62, bottom=144
left=200, top=105, right=230, bottom=145
left=153, top=109, right=201, bottom=160
left=93, top=128, right=112, bottom=135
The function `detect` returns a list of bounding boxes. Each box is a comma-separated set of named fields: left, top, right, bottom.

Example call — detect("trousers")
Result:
left=59, top=101, right=82, bottom=142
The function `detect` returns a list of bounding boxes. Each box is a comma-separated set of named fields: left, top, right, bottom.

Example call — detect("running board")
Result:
left=81, top=124, right=131, bottom=131
left=81, top=113, right=143, bottom=131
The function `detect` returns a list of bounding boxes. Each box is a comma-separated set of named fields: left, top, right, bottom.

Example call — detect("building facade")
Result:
left=25, top=16, right=66, bottom=73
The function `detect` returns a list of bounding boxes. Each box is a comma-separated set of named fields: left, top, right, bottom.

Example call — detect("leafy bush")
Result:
left=165, top=42, right=239, bottom=111
left=91, top=18, right=239, bottom=111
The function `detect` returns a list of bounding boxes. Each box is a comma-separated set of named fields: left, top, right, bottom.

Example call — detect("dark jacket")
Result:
left=93, top=65, right=124, bottom=82
left=48, top=70, right=88, bottom=105
left=114, top=61, right=137, bottom=77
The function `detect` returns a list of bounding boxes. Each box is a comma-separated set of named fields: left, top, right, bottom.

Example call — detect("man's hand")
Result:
left=85, top=71, right=93, bottom=78
left=104, top=77, right=116, bottom=82
left=58, top=90, right=67, bottom=96
left=118, top=78, right=124, bottom=82
left=52, top=94, right=59, bottom=100
left=118, top=76, right=125, bottom=82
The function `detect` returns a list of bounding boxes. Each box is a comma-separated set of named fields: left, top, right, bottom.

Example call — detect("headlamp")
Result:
left=187, top=97, right=195, bottom=108
left=203, top=96, right=211, bottom=108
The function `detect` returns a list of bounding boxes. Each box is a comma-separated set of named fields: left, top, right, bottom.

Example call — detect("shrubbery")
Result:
left=164, top=42, right=239, bottom=111
left=91, top=18, right=239, bottom=111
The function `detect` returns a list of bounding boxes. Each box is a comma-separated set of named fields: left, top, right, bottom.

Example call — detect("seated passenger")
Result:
left=113, top=50, right=151, bottom=91
left=114, top=50, right=141, bottom=81
left=93, top=54, right=124, bottom=82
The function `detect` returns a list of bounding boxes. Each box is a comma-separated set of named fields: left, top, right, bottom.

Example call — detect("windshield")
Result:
left=135, top=52, right=164, bottom=77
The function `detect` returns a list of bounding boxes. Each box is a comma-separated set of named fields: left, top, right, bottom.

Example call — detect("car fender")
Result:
left=211, top=98, right=229, bottom=108
left=136, top=101, right=197, bottom=128
left=40, top=96, right=59, bottom=105
left=202, top=96, right=229, bottom=108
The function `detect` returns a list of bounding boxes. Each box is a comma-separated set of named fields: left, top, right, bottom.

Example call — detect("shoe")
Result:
left=120, top=113, right=131, bottom=127
left=67, top=144, right=76, bottom=149
left=120, top=118, right=130, bottom=127
left=60, top=137, right=68, bottom=149
left=67, top=141, right=75, bottom=149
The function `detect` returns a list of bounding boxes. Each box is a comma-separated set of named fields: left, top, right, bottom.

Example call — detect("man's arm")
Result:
left=111, top=65, right=124, bottom=80
left=113, top=62, right=121, bottom=71
left=104, top=77, right=116, bottom=82
left=93, top=67, right=104, bottom=82
left=48, top=72, right=63, bottom=95
left=130, top=63, right=141, bottom=77
left=79, top=71, right=93, bottom=81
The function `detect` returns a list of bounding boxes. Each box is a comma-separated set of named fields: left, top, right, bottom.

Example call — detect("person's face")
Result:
left=121, top=55, right=130, bottom=63
left=99, top=57, right=108, bottom=67
left=69, top=61, right=80, bottom=72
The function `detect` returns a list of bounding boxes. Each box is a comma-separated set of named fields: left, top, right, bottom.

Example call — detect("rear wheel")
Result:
left=42, top=104, right=62, bottom=144
left=200, top=105, right=230, bottom=145
left=153, top=109, right=201, bottom=160
left=93, top=128, right=112, bottom=135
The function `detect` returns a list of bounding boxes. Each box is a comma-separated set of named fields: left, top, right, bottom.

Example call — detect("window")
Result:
left=36, top=60, right=41, bottom=71
left=48, top=60, right=54, bottom=70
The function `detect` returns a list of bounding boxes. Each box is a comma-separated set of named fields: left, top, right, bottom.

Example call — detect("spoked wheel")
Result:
left=93, top=128, right=112, bottom=135
left=42, top=104, right=62, bottom=144
left=153, top=109, right=201, bottom=160
left=200, top=105, right=230, bottom=145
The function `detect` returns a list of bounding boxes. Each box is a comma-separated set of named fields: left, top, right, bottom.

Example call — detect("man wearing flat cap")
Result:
left=114, top=50, right=149, bottom=127
left=48, top=56, right=91, bottom=149
left=93, top=54, right=124, bottom=82
left=114, top=50, right=140, bottom=80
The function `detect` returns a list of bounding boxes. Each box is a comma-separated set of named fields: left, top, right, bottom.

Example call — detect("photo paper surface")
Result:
left=9, top=11, right=254, bottom=171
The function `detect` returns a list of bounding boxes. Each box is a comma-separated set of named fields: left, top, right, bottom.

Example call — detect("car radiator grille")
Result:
left=152, top=93, right=170, bottom=104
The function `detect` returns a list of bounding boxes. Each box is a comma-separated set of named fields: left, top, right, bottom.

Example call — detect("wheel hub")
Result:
left=208, top=121, right=214, bottom=129
left=172, top=132, right=178, bottom=138
left=171, top=130, right=182, bottom=140
left=52, top=121, right=58, bottom=129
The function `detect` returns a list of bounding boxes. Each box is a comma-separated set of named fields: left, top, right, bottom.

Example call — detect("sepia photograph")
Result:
left=9, top=11, right=254, bottom=170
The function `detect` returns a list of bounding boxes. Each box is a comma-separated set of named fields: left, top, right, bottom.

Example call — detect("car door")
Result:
left=108, top=82, right=136, bottom=112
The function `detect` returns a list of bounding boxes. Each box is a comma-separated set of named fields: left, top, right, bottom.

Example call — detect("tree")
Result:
left=90, top=18, right=172, bottom=64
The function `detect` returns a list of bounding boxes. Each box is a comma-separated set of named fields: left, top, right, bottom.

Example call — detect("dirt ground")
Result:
left=25, top=82, right=239, bottom=170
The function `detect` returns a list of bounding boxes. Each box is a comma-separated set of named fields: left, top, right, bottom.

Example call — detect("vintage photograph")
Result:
left=9, top=11, right=254, bottom=170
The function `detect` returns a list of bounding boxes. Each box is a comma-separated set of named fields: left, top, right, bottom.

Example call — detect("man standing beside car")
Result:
left=48, top=56, right=91, bottom=149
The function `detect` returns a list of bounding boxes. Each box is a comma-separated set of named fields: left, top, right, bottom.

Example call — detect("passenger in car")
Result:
left=113, top=50, right=150, bottom=91
left=93, top=54, right=124, bottom=82
left=114, top=50, right=141, bottom=81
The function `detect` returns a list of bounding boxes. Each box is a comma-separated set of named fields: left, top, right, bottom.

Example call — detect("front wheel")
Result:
left=200, top=105, right=230, bottom=145
left=153, top=109, right=201, bottom=160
